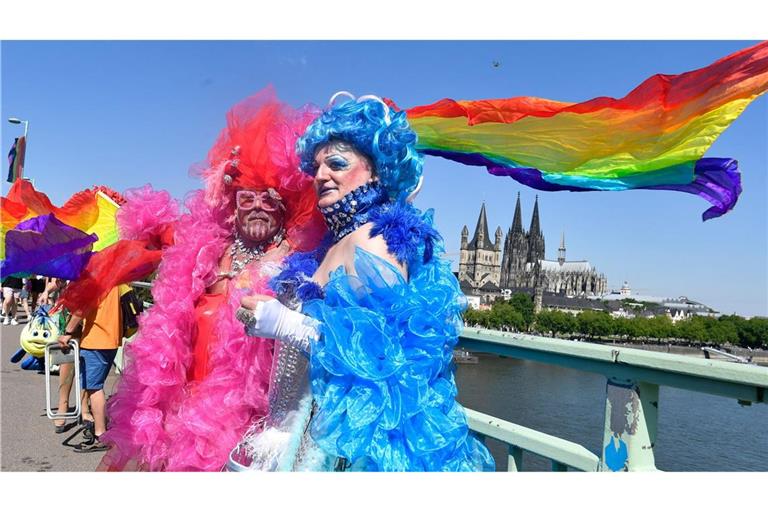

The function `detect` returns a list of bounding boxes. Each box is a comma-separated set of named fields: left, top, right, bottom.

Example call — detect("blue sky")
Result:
left=2, top=41, right=765, bottom=316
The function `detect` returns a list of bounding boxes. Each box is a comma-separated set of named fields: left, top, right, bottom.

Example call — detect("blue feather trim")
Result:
left=369, top=203, right=442, bottom=265
left=270, top=237, right=332, bottom=304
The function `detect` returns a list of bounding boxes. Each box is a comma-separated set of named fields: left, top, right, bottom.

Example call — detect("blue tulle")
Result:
left=303, top=247, right=494, bottom=471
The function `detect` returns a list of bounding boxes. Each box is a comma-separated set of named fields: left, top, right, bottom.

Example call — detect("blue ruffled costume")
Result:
left=272, top=202, right=495, bottom=471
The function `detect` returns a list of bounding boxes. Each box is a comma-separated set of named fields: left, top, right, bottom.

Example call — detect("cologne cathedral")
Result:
left=458, top=194, right=607, bottom=302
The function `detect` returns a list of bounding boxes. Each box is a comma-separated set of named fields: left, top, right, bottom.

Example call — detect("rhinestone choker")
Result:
left=320, top=182, right=388, bottom=243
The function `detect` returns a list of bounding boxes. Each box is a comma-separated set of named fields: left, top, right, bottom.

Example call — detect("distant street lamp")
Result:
left=8, top=117, right=29, bottom=138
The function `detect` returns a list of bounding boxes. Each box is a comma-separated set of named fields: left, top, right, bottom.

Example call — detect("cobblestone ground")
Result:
left=1, top=323, right=118, bottom=471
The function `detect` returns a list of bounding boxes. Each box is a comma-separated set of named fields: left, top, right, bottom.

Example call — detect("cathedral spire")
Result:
left=468, top=202, right=493, bottom=250
left=558, top=232, right=566, bottom=265
left=526, top=195, right=545, bottom=264
left=529, top=195, right=541, bottom=235
left=511, top=192, right=523, bottom=233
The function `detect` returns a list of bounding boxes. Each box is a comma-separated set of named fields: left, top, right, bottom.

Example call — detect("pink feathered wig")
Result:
left=98, top=89, right=326, bottom=471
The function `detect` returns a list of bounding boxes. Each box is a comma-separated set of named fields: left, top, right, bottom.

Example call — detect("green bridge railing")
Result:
left=458, top=327, right=768, bottom=472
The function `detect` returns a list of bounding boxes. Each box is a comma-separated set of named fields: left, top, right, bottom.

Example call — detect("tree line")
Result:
left=463, top=294, right=768, bottom=349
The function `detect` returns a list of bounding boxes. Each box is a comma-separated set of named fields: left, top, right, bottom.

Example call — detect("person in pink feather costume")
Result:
left=97, top=89, right=326, bottom=471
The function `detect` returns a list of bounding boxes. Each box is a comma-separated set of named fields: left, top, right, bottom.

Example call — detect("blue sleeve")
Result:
left=303, top=247, right=494, bottom=471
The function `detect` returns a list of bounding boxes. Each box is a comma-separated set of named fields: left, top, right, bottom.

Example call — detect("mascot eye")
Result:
left=32, top=331, right=39, bottom=337
left=43, top=332, right=50, bottom=338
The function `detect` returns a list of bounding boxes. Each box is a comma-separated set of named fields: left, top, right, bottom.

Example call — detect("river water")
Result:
left=455, top=354, right=768, bottom=471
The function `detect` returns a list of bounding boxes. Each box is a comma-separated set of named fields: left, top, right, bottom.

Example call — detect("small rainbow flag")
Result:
left=7, top=136, right=26, bottom=183
left=404, top=41, right=768, bottom=220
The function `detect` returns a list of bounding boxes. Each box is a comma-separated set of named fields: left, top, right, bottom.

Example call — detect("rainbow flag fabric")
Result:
left=0, top=180, right=122, bottom=278
left=404, top=41, right=768, bottom=220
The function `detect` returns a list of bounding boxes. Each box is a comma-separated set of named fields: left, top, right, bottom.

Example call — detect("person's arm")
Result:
left=38, top=278, right=51, bottom=305
left=57, top=313, right=83, bottom=350
left=237, top=295, right=320, bottom=356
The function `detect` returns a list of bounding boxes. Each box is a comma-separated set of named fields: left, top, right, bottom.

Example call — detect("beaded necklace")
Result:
left=219, top=228, right=285, bottom=279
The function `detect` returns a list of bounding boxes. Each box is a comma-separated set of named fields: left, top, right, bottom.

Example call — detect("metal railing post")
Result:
left=508, top=445, right=523, bottom=472
left=600, top=377, right=659, bottom=471
left=551, top=461, right=568, bottom=471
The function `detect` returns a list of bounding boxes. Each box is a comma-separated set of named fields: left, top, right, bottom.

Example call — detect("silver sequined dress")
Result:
left=226, top=337, right=333, bottom=471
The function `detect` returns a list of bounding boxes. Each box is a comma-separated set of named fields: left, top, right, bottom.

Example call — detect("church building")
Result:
left=459, top=194, right=607, bottom=303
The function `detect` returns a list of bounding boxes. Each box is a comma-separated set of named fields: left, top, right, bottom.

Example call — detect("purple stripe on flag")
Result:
left=646, top=158, right=741, bottom=221
left=0, top=214, right=97, bottom=279
left=422, top=148, right=741, bottom=221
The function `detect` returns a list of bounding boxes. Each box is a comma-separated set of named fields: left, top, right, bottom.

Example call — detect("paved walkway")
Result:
left=1, top=323, right=118, bottom=471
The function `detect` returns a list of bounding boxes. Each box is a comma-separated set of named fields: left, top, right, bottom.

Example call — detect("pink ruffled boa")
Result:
left=99, top=186, right=278, bottom=471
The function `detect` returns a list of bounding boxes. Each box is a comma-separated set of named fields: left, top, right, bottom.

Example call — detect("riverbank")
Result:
left=587, top=339, right=768, bottom=366
left=476, top=325, right=768, bottom=365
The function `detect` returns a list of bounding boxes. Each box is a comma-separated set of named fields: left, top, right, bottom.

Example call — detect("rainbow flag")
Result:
left=1, top=179, right=100, bottom=232
left=7, top=136, right=26, bottom=183
left=91, top=191, right=120, bottom=251
left=1, top=181, right=122, bottom=277
left=404, top=41, right=768, bottom=220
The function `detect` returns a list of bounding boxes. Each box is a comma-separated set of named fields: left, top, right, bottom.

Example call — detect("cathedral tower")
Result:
left=459, top=203, right=502, bottom=289
left=527, top=195, right=545, bottom=265
left=501, top=192, right=529, bottom=288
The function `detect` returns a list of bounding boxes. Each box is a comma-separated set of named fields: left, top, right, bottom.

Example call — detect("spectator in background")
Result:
left=52, top=290, right=93, bottom=434
left=52, top=360, right=91, bottom=434
left=29, top=275, right=47, bottom=313
left=58, top=285, right=123, bottom=452
left=41, top=278, right=66, bottom=307
left=2, top=275, right=24, bottom=325
left=18, top=278, right=32, bottom=320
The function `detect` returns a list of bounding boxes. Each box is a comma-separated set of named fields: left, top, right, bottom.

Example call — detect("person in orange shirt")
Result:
left=58, top=285, right=122, bottom=452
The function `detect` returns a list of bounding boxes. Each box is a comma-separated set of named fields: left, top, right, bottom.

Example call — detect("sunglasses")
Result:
left=235, top=189, right=284, bottom=212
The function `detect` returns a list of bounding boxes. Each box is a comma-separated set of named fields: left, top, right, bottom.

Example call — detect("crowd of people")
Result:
left=1, top=276, right=65, bottom=325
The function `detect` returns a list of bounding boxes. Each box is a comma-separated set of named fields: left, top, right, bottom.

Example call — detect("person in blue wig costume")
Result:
left=232, top=92, right=494, bottom=471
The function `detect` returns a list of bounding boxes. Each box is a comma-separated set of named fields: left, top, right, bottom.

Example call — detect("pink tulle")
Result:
left=56, top=185, right=178, bottom=317
left=99, top=190, right=274, bottom=471
left=98, top=90, right=327, bottom=471
left=117, top=185, right=180, bottom=242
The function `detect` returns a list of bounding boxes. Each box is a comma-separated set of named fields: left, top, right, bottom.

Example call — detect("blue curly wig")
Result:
left=296, top=97, right=423, bottom=202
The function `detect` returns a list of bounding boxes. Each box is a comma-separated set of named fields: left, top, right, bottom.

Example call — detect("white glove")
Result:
left=236, top=299, right=320, bottom=356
